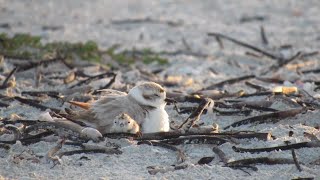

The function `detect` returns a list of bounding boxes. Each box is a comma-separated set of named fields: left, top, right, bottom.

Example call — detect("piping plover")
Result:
left=110, top=113, right=140, bottom=134
left=67, top=82, right=170, bottom=134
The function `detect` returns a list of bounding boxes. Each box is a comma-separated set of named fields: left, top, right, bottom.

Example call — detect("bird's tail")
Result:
left=63, top=107, right=98, bottom=128
left=68, top=100, right=91, bottom=110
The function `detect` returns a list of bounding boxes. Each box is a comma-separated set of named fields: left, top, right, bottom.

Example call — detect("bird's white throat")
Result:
left=142, top=107, right=169, bottom=133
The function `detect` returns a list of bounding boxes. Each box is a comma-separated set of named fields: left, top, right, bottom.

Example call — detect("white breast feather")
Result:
left=142, top=107, right=169, bottom=133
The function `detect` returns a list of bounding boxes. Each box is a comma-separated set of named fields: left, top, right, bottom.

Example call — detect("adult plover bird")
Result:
left=67, top=82, right=170, bottom=134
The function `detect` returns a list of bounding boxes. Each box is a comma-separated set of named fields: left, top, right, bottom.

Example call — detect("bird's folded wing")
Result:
left=95, top=89, right=128, bottom=97
left=91, top=96, right=146, bottom=127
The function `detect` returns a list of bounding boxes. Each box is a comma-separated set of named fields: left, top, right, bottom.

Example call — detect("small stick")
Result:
left=182, top=37, right=191, bottom=51
left=2, top=119, right=41, bottom=125
left=92, top=73, right=117, bottom=95
left=224, top=108, right=307, bottom=129
left=302, top=68, right=320, bottom=74
left=0, top=67, right=18, bottom=89
left=213, top=108, right=252, bottom=116
left=260, top=26, right=269, bottom=45
left=122, top=131, right=271, bottom=141
left=17, top=57, right=63, bottom=72
left=21, top=131, right=54, bottom=145
left=46, top=139, right=65, bottom=165
left=256, top=77, right=285, bottom=84
left=232, top=141, right=320, bottom=153
left=215, top=36, right=224, bottom=49
left=263, top=51, right=302, bottom=75
left=69, top=72, right=115, bottom=88
left=245, top=81, right=268, bottom=91
left=226, top=157, right=294, bottom=166
left=207, top=32, right=282, bottom=60
left=21, top=91, right=62, bottom=99
left=104, top=131, right=272, bottom=141
left=291, top=149, right=302, bottom=171
left=300, top=51, right=319, bottom=58
left=245, top=51, right=263, bottom=58
left=230, top=100, right=277, bottom=112
left=178, top=98, right=213, bottom=131
left=13, top=96, right=61, bottom=113
left=203, top=75, right=255, bottom=90
left=240, top=16, right=265, bottom=23
left=212, top=146, right=229, bottom=163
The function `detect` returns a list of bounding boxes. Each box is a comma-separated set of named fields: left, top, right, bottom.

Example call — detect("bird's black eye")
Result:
left=154, top=94, right=160, bottom=97
left=128, top=121, right=130, bottom=124
left=114, top=121, right=117, bottom=123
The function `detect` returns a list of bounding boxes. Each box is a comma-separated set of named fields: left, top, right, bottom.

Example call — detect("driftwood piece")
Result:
left=256, top=77, right=285, bottom=84
left=159, top=136, right=227, bottom=145
left=203, top=75, right=255, bottom=90
left=103, top=131, right=272, bottom=141
left=13, top=96, right=61, bottom=113
left=57, top=143, right=122, bottom=158
left=20, top=131, right=55, bottom=145
left=212, top=146, right=257, bottom=174
left=224, top=108, right=307, bottom=129
left=178, top=98, right=213, bottom=131
left=1, top=119, right=42, bottom=126
left=57, top=149, right=121, bottom=157
left=226, top=157, right=294, bottom=166
left=212, top=146, right=229, bottom=164
left=232, top=140, right=320, bottom=153
left=46, top=139, right=65, bottom=165
left=198, top=156, right=215, bottom=165
left=245, top=81, right=268, bottom=91
left=21, top=91, right=62, bottom=99
left=24, top=120, right=103, bottom=142
left=215, top=101, right=277, bottom=112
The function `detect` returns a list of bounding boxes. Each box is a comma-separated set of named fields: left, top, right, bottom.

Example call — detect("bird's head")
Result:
left=115, top=113, right=133, bottom=128
left=128, top=82, right=166, bottom=108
